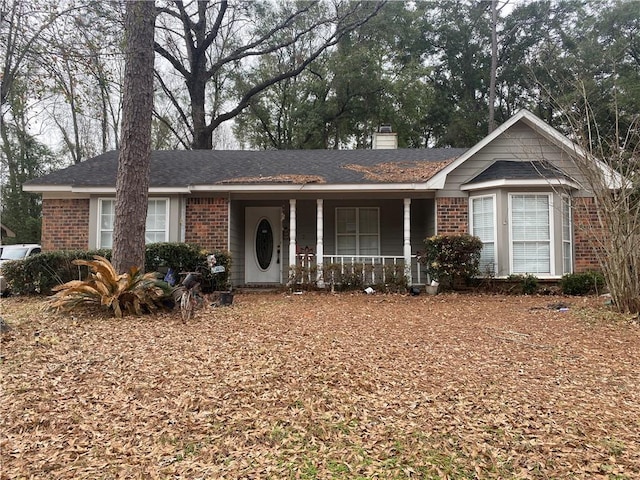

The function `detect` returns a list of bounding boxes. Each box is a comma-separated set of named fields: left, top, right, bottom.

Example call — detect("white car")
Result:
left=0, top=244, right=42, bottom=295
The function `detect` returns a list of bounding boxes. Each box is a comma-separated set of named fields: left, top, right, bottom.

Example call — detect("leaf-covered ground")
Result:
left=1, top=293, right=639, bottom=479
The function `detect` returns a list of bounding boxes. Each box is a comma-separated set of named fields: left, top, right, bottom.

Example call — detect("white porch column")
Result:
left=403, top=198, right=412, bottom=285
left=289, top=199, right=297, bottom=270
left=316, top=199, right=325, bottom=288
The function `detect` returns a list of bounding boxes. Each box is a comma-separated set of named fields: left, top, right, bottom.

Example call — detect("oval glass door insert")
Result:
left=255, top=218, right=274, bottom=270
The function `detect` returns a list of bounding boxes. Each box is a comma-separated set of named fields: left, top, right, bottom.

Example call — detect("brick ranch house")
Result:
left=25, top=110, right=610, bottom=287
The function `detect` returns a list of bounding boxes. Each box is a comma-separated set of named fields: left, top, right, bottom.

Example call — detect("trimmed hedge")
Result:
left=3, top=243, right=231, bottom=296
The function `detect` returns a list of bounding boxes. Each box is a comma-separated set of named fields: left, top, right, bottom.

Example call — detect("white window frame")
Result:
left=508, top=193, right=555, bottom=277
left=469, top=194, right=497, bottom=276
left=335, top=207, right=380, bottom=256
left=97, top=197, right=170, bottom=248
left=561, top=194, right=573, bottom=275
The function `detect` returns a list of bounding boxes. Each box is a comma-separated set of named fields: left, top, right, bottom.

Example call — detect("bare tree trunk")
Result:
left=112, top=1, right=156, bottom=274
left=488, top=0, right=498, bottom=134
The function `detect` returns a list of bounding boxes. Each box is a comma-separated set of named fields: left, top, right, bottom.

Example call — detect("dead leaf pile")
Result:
left=343, top=161, right=453, bottom=183
left=219, top=174, right=325, bottom=184
left=1, top=293, right=639, bottom=479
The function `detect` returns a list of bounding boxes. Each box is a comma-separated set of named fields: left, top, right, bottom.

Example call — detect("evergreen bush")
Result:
left=419, top=234, right=483, bottom=289
left=560, top=271, right=605, bottom=295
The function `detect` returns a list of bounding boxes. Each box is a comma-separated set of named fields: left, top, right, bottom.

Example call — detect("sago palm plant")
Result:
left=49, top=256, right=171, bottom=317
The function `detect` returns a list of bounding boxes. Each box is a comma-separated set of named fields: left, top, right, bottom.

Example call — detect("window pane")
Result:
left=513, top=241, right=550, bottom=274
left=359, top=208, right=378, bottom=234
left=472, top=197, right=494, bottom=240
left=479, top=242, right=495, bottom=274
left=359, top=235, right=378, bottom=255
left=337, top=209, right=356, bottom=234
left=100, top=232, right=113, bottom=249
left=511, top=195, right=551, bottom=274
left=337, top=235, right=356, bottom=255
left=472, top=197, right=495, bottom=274
left=145, top=231, right=166, bottom=244
left=146, top=200, right=167, bottom=231
left=100, top=200, right=115, bottom=230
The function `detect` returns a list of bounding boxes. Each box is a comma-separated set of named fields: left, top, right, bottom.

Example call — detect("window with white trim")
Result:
left=510, top=194, right=552, bottom=275
left=562, top=196, right=572, bottom=274
left=98, top=198, right=169, bottom=248
left=470, top=195, right=496, bottom=275
left=146, top=199, right=168, bottom=243
left=336, top=207, right=379, bottom=256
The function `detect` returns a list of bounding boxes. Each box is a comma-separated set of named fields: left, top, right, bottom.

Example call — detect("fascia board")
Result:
left=188, top=183, right=432, bottom=193
left=460, top=178, right=580, bottom=191
left=23, top=185, right=192, bottom=194
left=23, top=184, right=74, bottom=192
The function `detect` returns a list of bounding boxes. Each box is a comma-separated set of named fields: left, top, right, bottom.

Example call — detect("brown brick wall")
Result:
left=41, top=198, right=90, bottom=251
left=184, top=197, right=228, bottom=251
left=572, top=197, right=603, bottom=272
left=436, top=197, right=469, bottom=235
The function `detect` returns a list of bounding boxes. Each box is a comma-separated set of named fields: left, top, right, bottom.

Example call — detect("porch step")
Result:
left=235, top=285, right=284, bottom=294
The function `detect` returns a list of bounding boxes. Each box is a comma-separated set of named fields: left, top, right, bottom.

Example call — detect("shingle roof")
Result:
left=26, top=148, right=468, bottom=188
left=465, top=160, right=573, bottom=185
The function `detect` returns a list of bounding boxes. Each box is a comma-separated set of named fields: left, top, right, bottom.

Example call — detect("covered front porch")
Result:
left=228, top=194, right=437, bottom=287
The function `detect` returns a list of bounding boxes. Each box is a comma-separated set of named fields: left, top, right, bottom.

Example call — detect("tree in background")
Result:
left=111, top=1, right=156, bottom=273
left=153, top=0, right=385, bottom=149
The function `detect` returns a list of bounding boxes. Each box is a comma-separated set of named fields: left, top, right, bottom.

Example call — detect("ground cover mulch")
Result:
left=1, top=292, right=639, bottom=479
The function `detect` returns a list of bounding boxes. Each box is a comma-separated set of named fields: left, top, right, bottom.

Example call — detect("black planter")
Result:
left=219, top=292, right=234, bottom=306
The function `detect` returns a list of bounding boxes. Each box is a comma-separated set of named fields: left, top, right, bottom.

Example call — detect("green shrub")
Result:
left=506, top=274, right=539, bottom=295
left=145, top=242, right=232, bottom=292
left=560, top=271, right=605, bottom=295
left=419, top=234, right=483, bottom=289
left=4, top=243, right=231, bottom=296
left=3, top=249, right=112, bottom=295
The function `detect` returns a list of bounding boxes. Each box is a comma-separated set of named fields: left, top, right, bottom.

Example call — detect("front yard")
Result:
left=1, top=292, right=639, bottom=479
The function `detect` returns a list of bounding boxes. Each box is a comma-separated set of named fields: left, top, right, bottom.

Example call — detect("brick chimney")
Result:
left=372, top=124, right=398, bottom=149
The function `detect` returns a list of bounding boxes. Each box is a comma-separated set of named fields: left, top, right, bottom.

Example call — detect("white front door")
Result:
left=245, top=207, right=282, bottom=284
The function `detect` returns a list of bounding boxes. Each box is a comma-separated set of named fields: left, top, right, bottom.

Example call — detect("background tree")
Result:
left=153, top=0, right=385, bottom=149
left=111, top=1, right=156, bottom=273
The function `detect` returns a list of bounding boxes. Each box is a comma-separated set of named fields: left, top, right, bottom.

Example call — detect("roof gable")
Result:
left=427, top=109, right=623, bottom=190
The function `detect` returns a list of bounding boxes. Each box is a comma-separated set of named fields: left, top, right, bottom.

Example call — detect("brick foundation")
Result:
left=41, top=198, right=90, bottom=251
left=436, top=197, right=469, bottom=235
left=572, top=197, right=603, bottom=272
left=184, top=197, right=229, bottom=251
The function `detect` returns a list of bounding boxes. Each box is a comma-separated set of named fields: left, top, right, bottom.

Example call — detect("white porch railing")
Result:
left=294, top=253, right=431, bottom=286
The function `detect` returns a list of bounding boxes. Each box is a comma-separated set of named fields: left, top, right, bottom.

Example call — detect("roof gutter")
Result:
left=25, top=182, right=440, bottom=195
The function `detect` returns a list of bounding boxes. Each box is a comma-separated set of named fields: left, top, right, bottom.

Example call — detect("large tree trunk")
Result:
left=112, top=1, right=156, bottom=274
left=488, top=0, right=498, bottom=134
